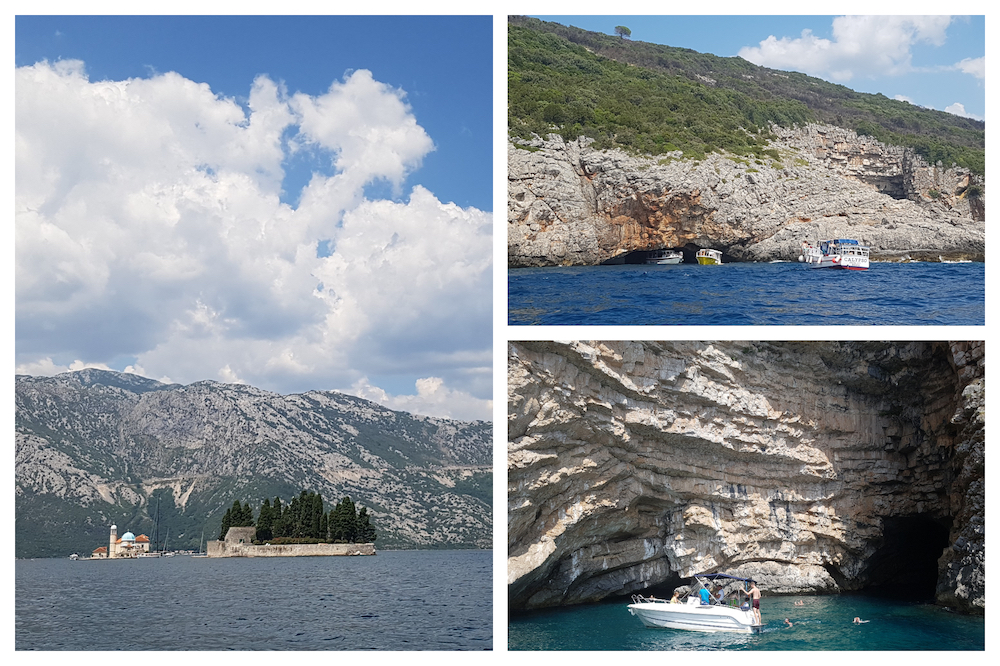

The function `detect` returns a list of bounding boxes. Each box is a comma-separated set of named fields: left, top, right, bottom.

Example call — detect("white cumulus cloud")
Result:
left=739, top=15, right=953, bottom=82
left=954, top=56, right=985, bottom=79
left=349, top=376, right=492, bottom=422
left=943, top=102, right=982, bottom=120
left=15, top=60, right=492, bottom=421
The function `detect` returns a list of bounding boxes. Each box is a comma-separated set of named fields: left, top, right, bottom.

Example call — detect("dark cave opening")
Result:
left=861, top=515, right=951, bottom=600
left=601, top=248, right=689, bottom=264
left=632, top=571, right=686, bottom=599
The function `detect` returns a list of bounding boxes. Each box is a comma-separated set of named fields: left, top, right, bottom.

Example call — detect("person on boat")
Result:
left=698, top=586, right=712, bottom=605
left=715, top=588, right=726, bottom=605
left=749, top=581, right=762, bottom=624
left=670, top=590, right=681, bottom=604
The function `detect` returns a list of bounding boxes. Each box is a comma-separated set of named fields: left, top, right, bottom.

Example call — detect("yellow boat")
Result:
left=696, top=248, right=722, bottom=265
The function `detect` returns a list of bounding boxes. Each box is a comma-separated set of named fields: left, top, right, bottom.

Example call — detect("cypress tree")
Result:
left=272, top=497, right=284, bottom=538
left=218, top=505, right=233, bottom=540
left=241, top=502, right=254, bottom=526
left=257, top=498, right=274, bottom=541
left=301, top=491, right=315, bottom=538
left=331, top=496, right=358, bottom=543
left=357, top=507, right=377, bottom=543
left=311, top=493, right=324, bottom=539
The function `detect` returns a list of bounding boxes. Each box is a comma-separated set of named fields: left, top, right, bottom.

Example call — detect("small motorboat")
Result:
left=696, top=248, right=723, bottom=265
left=627, top=573, right=761, bottom=634
left=645, top=249, right=683, bottom=265
left=798, top=239, right=869, bottom=270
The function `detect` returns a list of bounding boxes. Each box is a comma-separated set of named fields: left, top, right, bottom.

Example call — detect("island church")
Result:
left=91, top=524, right=151, bottom=558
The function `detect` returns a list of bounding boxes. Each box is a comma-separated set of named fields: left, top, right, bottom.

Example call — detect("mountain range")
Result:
left=15, top=369, right=492, bottom=558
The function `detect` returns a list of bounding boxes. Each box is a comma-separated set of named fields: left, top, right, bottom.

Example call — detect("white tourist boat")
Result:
left=645, top=249, right=683, bottom=265
left=696, top=248, right=722, bottom=265
left=799, top=239, right=870, bottom=270
left=627, top=574, right=760, bottom=634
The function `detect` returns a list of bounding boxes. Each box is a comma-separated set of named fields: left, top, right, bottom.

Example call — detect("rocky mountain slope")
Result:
left=509, top=127, right=983, bottom=266
left=16, top=370, right=492, bottom=557
left=508, top=341, right=984, bottom=615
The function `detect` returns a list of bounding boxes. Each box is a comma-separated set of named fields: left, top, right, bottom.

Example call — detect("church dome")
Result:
left=121, top=531, right=136, bottom=541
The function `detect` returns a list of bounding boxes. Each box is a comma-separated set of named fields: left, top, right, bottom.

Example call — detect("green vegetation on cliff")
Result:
left=508, top=16, right=984, bottom=175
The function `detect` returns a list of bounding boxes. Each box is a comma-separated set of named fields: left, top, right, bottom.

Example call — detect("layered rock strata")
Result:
left=508, top=341, right=984, bottom=614
left=508, top=125, right=984, bottom=267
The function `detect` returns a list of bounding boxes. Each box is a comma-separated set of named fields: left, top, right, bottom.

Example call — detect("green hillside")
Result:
left=508, top=16, right=984, bottom=175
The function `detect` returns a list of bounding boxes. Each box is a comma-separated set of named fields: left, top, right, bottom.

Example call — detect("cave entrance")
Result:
left=629, top=571, right=686, bottom=600
left=862, top=515, right=951, bottom=600
left=601, top=248, right=689, bottom=265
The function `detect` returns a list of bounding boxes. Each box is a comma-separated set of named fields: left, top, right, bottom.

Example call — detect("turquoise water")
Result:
left=509, top=594, right=984, bottom=650
left=508, top=261, right=984, bottom=325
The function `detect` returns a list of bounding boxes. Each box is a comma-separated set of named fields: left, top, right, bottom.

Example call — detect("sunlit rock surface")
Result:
left=508, top=341, right=984, bottom=614
left=508, top=126, right=984, bottom=267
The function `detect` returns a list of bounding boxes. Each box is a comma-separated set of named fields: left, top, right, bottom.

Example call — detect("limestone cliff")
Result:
left=507, top=341, right=984, bottom=615
left=508, top=126, right=984, bottom=267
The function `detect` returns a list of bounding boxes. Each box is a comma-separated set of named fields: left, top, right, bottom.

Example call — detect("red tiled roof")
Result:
left=93, top=546, right=107, bottom=553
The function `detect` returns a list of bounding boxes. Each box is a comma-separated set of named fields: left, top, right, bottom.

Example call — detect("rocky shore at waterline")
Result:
left=508, top=125, right=984, bottom=267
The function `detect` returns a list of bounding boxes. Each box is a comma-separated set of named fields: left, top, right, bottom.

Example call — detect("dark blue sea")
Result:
left=508, top=262, right=984, bottom=325
left=15, top=550, right=492, bottom=650
left=509, top=593, right=984, bottom=650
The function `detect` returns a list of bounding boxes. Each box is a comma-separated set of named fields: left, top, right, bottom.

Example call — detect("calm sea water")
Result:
left=508, top=262, right=984, bottom=325
left=509, top=593, right=984, bottom=651
left=15, top=550, right=491, bottom=650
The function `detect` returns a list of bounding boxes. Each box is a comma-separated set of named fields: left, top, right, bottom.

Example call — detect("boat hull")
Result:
left=807, top=255, right=868, bottom=270
left=648, top=257, right=682, bottom=265
left=696, top=257, right=720, bottom=265
left=628, top=602, right=758, bottom=634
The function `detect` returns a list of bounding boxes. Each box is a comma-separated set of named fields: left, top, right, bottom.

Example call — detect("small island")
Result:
left=208, top=491, right=377, bottom=558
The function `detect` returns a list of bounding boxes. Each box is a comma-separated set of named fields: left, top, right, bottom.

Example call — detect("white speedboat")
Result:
left=645, top=249, right=683, bottom=265
left=696, top=248, right=722, bottom=265
left=627, top=574, right=760, bottom=634
left=799, top=239, right=869, bottom=270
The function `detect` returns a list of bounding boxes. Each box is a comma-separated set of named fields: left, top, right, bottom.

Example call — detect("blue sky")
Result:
left=15, top=15, right=494, bottom=420
left=533, top=15, right=985, bottom=120
left=16, top=15, right=493, bottom=210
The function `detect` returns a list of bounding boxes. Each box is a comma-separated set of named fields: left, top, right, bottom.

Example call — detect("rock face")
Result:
left=507, top=341, right=984, bottom=615
left=508, top=125, right=984, bottom=267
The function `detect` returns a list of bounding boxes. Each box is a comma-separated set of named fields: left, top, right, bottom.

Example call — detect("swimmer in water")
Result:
left=794, top=600, right=804, bottom=606
left=784, top=618, right=793, bottom=627
left=853, top=617, right=869, bottom=624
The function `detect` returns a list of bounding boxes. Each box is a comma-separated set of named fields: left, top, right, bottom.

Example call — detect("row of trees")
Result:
left=508, top=18, right=984, bottom=176
left=218, top=491, right=377, bottom=544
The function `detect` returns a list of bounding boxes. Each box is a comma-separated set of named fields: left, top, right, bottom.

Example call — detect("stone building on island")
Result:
left=208, top=526, right=376, bottom=557
left=91, top=524, right=152, bottom=558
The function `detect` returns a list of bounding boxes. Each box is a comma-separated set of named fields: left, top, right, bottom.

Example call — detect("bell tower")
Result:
left=109, top=524, right=117, bottom=559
